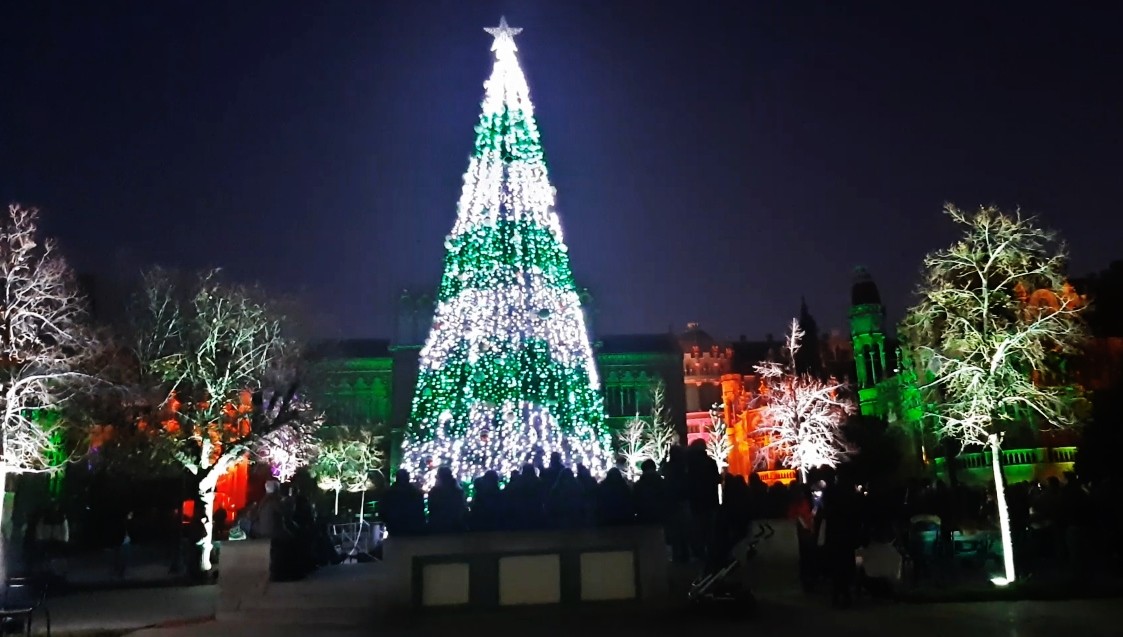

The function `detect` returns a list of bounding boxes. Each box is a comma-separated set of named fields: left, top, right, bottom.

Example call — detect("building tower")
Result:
left=849, top=267, right=888, bottom=416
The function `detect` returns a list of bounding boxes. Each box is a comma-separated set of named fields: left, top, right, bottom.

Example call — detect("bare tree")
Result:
left=0, top=205, right=99, bottom=541
left=644, top=380, right=677, bottom=464
left=705, top=404, right=732, bottom=473
left=252, top=394, right=322, bottom=482
left=756, top=319, right=855, bottom=483
left=132, top=268, right=319, bottom=571
left=312, top=423, right=384, bottom=516
left=617, top=415, right=653, bottom=481
left=900, top=204, right=1088, bottom=585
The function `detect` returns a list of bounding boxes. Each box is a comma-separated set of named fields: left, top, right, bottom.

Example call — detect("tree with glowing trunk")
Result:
left=705, top=405, right=732, bottom=473
left=900, top=204, right=1088, bottom=585
left=617, top=415, right=654, bottom=481
left=756, top=319, right=855, bottom=482
left=133, top=268, right=318, bottom=571
left=645, top=380, right=677, bottom=464
left=401, top=18, right=612, bottom=487
left=313, top=424, right=384, bottom=516
left=0, top=205, right=98, bottom=570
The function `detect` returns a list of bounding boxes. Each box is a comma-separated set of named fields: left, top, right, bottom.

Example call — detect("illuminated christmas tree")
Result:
left=400, top=18, right=613, bottom=487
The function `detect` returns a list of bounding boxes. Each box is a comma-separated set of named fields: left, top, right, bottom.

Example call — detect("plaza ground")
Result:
left=37, top=525, right=1122, bottom=637
left=45, top=581, right=1120, bottom=637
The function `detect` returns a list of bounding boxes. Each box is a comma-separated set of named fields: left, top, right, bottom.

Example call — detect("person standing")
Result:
left=115, top=510, right=135, bottom=580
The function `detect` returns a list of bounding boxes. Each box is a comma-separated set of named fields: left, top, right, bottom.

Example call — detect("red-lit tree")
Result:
left=132, top=268, right=319, bottom=570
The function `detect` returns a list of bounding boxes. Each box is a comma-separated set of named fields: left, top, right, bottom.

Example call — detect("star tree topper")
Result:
left=485, top=16, right=522, bottom=54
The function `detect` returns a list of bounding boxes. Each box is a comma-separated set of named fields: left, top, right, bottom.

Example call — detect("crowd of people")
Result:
left=381, top=441, right=768, bottom=571
left=789, top=469, right=1119, bottom=606
left=236, top=479, right=340, bottom=581
left=378, top=443, right=1120, bottom=606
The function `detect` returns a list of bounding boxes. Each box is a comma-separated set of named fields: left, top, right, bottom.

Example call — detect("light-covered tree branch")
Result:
left=617, top=414, right=653, bottom=481
left=0, top=204, right=100, bottom=476
left=755, top=318, right=855, bottom=481
left=132, top=268, right=320, bottom=570
left=705, top=404, right=732, bottom=473
left=899, top=203, right=1089, bottom=583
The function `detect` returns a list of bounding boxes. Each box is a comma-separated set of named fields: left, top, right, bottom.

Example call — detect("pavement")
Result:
left=29, top=524, right=1123, bottom=636
left=48, top=585, right=215, bottom=635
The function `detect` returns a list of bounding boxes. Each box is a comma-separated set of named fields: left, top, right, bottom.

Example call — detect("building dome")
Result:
left=679, top=322, right=717, bottom=353
left=851, top=267, right=882, bottom=306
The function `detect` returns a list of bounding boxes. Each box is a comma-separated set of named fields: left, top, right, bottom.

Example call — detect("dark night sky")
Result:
left=3, top=1, right=1121, bottom=341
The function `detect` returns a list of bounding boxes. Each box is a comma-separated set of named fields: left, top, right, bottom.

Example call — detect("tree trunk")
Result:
left=196, top=465, right=224, bottom=573
left=0, top=468, right=7, bottom=585
left=334, top=488, right=341, bottom=517
left=989, top=434, right=1016, bottom=583
left=197, top=486, right=217, bottom=572
left=799, top=466, right=808, bottom=484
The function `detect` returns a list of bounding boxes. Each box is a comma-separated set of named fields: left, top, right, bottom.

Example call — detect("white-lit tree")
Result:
left=705, top=405, right=732, bottom=473
left=133, top=268, right=319, bottom=571
left=0, top=205, right=99, bottom=568
left=756, top=319, right=855, bottom=483
left=617, top=415, right=654, bottom=481
left=252, top=396, right=322, bottom=482
left=900, top=204, right=1088, bottom=585
left=312, top=423, right=384, bottom=516
left=644, top=380, right=677, bottom=465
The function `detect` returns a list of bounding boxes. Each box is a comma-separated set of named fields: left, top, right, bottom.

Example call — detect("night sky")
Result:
left=3, top=1, right=1121, bottom=341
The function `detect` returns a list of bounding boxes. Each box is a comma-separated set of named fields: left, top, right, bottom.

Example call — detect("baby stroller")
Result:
left=688, top=522, right=774, bottom=610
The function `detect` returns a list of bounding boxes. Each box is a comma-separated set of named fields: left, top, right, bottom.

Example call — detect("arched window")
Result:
left=861, top=345, right=872, bottom=384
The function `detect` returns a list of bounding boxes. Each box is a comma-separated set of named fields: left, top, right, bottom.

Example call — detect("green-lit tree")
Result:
left=900, top=204, right=1089, bottom=585
left=400, top=18, right=612, bottom=487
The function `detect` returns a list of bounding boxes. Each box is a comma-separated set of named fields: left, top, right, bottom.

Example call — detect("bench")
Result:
left=0, top=577, right=50, bottom=637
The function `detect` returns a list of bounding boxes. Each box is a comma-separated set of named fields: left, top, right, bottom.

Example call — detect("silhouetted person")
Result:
left=633, top=459, right=668, bottom=526
left=114, top=510, right=136, bottom=579
left=545, top=468, right=585, bottom=529
left=515, top=463, right=545, bottom=529
left=575, top=464, right=598, bottom=526
left=469, top=471, right=503, bottom=532
left=687, top=440, right=720, bottom=560
left=596, top=468, right=635, bottom=526
left=427, top=467, right=467, bottom=534
left=250, top=480, right=282, bottom=539
left=723, top=473, right=751, bottom=541
left=500, top=471, right=522, bottom=530
left=662, top=445, right=691, bottom=562
left=541, top=452, right=565, bottom=491
left=381, top=470, right=426, bottom=536
left=823, top=476, right=864, bottom=608
left=789, top=485, right=818, bottom=592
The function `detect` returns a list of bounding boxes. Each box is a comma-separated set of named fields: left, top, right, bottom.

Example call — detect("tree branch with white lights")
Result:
left=645, top=379, right=678, bottom=465
left=705, top=405, right=733, bottom=473
left=132, top=268, right=320, bottom=571
left=617, top=415, right=654, bottom=481
left=0, top=204, right=101, bottom=550
left=312, top=423, right=384, bottom=516
left=755, top=319, right=855, bottom=482
left=900, top=204, right=1088, bottom=585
